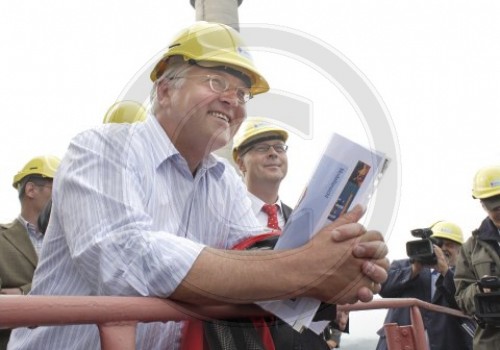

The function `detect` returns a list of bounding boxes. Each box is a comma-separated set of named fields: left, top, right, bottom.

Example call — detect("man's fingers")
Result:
left=353, top=240, right=388, bottom=259
left=330, top=205, right=365, bottom=228
left=357, top=286, right=374, bottom=303
left=331, top=223, right=366, bottom=242
left=362, top=259, right=389, bottom=284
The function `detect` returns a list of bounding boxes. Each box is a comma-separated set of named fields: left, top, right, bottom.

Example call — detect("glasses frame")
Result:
left=248, top=143, right=289, bottom=154
left=171, top=74, right=253, bottom=104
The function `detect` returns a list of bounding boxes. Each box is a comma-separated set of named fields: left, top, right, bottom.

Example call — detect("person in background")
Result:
left=455, top=165, right=500, bottom=350
left=0, top=155, right=60, bottom=349
left=102, top=100, right=147, bottom=124
left=8, top=22, right=388, bottom=350
left=375, top=221, right=473, bottom=350
left=232, top=117, right=291, bottom=230
left=232, top=116, right=350, bottom=349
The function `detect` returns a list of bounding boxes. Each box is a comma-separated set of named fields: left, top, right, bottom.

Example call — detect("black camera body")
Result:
left=406, top=228, right=443, bottom=265
left=474, top=276, right=500, bottom=328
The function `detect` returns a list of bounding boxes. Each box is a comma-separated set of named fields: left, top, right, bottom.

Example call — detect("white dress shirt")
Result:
left=247, top=192, right=286, bottom=230
left=9, top=116, right=261, bottom=350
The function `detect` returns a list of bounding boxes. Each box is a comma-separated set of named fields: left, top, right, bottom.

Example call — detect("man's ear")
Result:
left=24, top=182, right=37, bottom=199
left=236, top=156, right=246, bottom=174
left=156, top=79, right=171, bottom=106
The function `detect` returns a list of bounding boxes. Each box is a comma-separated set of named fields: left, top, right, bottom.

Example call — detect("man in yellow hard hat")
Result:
left=376, top=221, right=473, bottom=350
left=455, top=165, right=500, bottom=350
left=9, top=22, right=388, bottom=350
left=233, top=116, right=291, bottom=229
left=232, top=117, right=347, bottom=349
left=0, top=155, right=60, bottom=349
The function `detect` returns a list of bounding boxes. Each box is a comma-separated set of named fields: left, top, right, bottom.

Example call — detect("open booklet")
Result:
left=257, top=132, right=389, bottom=333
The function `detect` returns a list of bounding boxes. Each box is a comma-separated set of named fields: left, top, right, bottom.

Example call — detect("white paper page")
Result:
left=257, top=133, right=389, bottom=332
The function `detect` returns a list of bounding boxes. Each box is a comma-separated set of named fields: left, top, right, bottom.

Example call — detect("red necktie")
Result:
left=262, top=204, right=280, bottom=230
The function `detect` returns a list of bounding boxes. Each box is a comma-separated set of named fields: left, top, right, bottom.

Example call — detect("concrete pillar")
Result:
left=190, top=0, right=243, bottom=31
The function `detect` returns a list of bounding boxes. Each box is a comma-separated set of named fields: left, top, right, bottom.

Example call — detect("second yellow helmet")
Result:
left=103, top=100, right=147, bottom=124
left=12, top=155, right=61, bottom=189
left=472, top=165, right=500, bottom=199
left=431, top=221, right=464, bottom=245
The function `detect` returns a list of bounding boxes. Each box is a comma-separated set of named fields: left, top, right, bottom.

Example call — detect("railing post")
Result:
left=98, top=321, right=137, bottom=350
left=383, top=305, right=429, bottom=350
left=384, top=323, right=418, bottom=350
left=410, top=305, right=428, bottom=350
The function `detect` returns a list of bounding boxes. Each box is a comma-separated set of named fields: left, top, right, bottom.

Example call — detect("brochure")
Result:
left=257, top=132, right=389, bottom=333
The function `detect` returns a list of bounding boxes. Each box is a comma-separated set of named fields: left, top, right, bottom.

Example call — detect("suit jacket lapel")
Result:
left=2, top=220, right=38, bottom=267
left=281, top=203, right=293, bottom=223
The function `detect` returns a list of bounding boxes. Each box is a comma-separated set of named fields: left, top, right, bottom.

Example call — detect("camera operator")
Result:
left=455, top=165, right=500, bottom=349
left=376, top=221, right=473, bottom=350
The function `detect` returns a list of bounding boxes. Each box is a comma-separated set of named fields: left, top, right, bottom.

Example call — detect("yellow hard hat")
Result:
left=103, top=100, right=147, bottom=124
left=232, top=117, right=288, bottom=161
left=431, top=221, right=464, bottom=245
left=12, top=155, right=61, bottom=189
left=150, top=21, right=269, bottom=96
left=472, top=165, right=500, bottom=199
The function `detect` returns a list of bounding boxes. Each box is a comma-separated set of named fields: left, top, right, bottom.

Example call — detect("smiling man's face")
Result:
left=158, top=65, right=248, bottom=155
left=237, top=133, right=289, bottom=185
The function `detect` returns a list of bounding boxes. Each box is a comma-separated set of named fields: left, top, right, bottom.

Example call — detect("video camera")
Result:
left=474, top=276, right=500, bottom=328
left=406, top=227, right=443, bottom=265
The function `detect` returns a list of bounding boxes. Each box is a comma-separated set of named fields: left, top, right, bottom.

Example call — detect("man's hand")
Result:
left=171, top=205, right=388, bottom=305
left=433, top=245, right=449, bottom=275
left=302, top=205, right=389, bottom=304
left=411, top=260, right=423, bottom=278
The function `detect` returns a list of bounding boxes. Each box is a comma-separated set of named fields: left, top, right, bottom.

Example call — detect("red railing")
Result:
left=0, top=296, right=472, bottom=350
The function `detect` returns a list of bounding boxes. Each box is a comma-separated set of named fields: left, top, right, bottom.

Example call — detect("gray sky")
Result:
left=1, top=0, right=499, bottom=344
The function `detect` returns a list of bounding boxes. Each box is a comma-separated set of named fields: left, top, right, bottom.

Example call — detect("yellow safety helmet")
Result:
left=472, top=165, right=500, bottom=199
left=12, top=155, right=61, bottom=189
left=232, top=116, right=288, bottom=161
left=103, top=100, right=147, bottom=124
left=431, top=221, right=464, bottom=245
left=150, top=21, right=269, bottom=96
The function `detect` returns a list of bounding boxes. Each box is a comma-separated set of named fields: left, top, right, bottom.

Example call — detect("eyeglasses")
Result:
left=250, top=144, right=289, bottom=154
left=34, top=182, right=52, bottom=190
left=172, top=74, right=253, bottom=104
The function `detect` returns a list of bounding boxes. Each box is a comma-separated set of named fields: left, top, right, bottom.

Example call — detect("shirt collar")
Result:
left=17, top=215, right=43, bottom=238
left=143, top=115, right=226, bottom=179
left=248, top=192, right=282, bottom=214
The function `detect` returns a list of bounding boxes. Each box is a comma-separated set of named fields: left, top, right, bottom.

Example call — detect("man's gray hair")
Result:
left=150, top=57, right=195, bottom=115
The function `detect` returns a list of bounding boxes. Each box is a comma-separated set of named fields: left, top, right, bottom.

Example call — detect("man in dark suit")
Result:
left=0, top=155, right=59, bottom=349
left=375, top=221, right=473, bottom=350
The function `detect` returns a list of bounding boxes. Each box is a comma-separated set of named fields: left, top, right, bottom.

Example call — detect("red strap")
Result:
left=180, top=232, right=281, bottom=350
left=180, top=320, right=205, bottom=350
left=232, top=232, right=281, bottom=250
left=252, top=317, right=276, bottom=350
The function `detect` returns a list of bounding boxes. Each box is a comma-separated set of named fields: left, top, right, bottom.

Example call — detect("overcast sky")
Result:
left=1, top=0, right=499, bottom=344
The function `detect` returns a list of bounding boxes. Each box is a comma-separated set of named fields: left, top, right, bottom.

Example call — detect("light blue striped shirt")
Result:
left=17, top=216, right=44, bottom=256
left=9, top=116, right=261, bottom=350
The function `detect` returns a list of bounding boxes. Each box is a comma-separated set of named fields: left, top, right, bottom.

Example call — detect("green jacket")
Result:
left=455, top=217, right=500, bottom=350
left=0, top=219, right=38, bottom=350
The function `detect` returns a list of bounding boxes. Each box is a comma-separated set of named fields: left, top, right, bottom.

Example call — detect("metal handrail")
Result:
left=338, top=297, right=470, bottom=318
left=0, top=296, right=472, bottom=350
